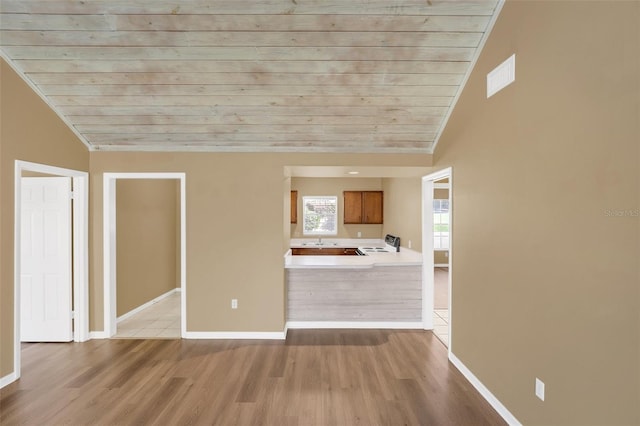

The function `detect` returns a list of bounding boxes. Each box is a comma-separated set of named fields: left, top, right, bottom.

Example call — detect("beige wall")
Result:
left=291, top=177, right=383, bottom=239
left=434, top=1, right=639, bottom=424
left=381, top=178, right=423, bottom=252
left=434, top=251, right=449, bottom=265
left=116, top=179, right=178, bottom=317
left=89, top=153, right=431, bottom=333
left=0, top=59, right=89, bottom=377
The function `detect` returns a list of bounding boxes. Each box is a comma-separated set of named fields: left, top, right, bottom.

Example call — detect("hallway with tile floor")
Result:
left=432, top=267, right=449, bottom=346
left=113, top=291, right=181, bottom=339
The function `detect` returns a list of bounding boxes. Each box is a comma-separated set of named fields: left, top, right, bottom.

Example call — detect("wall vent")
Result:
left=487, top=54, right=515, bottom=98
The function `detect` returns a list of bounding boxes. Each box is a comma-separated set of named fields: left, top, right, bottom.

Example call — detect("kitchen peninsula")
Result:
left=284, top=238, right=423, bottom=327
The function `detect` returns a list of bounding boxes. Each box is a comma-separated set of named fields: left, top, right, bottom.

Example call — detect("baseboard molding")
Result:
left=0, top=372, right=18, bottom=389
left=89, top=331, right=109, bottom=339
left=184, top=331, right=286, bottom=340
left=449, top=352, right=522, bottom=426
left=117, top=288, right=178, bottom=323
left=286, top=321, right=424, bottom=329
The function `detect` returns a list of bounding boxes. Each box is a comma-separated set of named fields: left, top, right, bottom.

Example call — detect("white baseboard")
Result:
left=89, top=331, right=109, bottom=339
left=286, top=321, right=424, bottom=329
left=0, top=372, right=18, bottom=389
left=449, top=352, right=522, bottom=426
left=184, top=331, right=286, bottom=340
left=117, top=288, right=178, bottom=323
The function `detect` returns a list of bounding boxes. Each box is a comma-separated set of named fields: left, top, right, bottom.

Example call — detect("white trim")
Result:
left=13, top=160, right=89, bottom=384
left=117, top=288, right=179, bottom=323
left=89, top=331, right=109, bottom=339
left=184, top=331, right=286, bottom=340
left=103, top=173, right=187, bottom=338
left=434, top=183, right=450, bottom=189
left=431, top=0, right=505, bottom=153
left=434, top=263, right=449, bottom=268
left=286, top=321, right=423, bottom=330
left=422, top=167, right=453, bottom=357
left=449, top=352, right=522, bottom=426
left=421, top=176, right=435, bottom=331
left=0, top=53, right=93, bottom=151
left=0, top=372, right=18, bottom=389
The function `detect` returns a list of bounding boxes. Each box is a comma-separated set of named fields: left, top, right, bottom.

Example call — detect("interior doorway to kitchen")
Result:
left=422, top=168, right=452, bottom=351
left=103, top=173, right=186, bottom=339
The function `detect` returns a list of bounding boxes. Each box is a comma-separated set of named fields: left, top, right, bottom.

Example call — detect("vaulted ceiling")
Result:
left=0, top=1, right=501, bottom=153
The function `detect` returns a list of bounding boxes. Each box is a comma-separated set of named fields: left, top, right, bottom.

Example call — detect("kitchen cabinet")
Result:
left=291, top=190, right=297, bottom=224
left=291, top=247, right=358, bottom=256
left=343, top=191, right=383, bottom=224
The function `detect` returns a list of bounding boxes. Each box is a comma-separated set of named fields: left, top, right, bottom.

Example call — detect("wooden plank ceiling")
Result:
left=0, top=0, right=501, bottom=153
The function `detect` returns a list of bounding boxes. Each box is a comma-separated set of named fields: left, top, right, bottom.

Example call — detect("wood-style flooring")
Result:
left=0, top=330, right=506, bottom=425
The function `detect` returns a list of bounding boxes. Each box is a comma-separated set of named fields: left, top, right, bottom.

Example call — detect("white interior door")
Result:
left=20, top=177, right=73, bottom=342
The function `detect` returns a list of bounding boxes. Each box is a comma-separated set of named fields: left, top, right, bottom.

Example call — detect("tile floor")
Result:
left=433, top=267, right=449, bottom=347
left=113, top=291, right=181, bottom=339
left=433, top=309, right=449, bottom=347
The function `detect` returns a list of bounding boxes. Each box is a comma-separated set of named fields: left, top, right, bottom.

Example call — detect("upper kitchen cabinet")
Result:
left=291, top=191, right=298, bottom=224
left=343, top=191, right=383, bottom=224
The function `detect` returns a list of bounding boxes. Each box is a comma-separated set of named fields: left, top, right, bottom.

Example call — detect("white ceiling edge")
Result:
left=0, top=51, right=94, bottom=152
left=286, top=166, right=433, bottom=178
left=430, top=0, right=506, bottom=155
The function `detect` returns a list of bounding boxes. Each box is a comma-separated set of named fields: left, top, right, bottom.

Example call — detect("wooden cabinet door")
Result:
left=291, top=190, right=297, bottom=224
left=343, top=191, right=363, bottom=224
left=363, top=191, right=383, bottom=224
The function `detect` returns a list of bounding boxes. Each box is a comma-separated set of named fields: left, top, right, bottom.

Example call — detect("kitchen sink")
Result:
left=301, top=242, right=338, bottom=246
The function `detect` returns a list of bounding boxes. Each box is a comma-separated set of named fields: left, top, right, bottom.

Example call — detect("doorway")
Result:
left=102, top=173, right=186, bottom=338
left=422, top=168, right=452, bottom=352
left=13, top=160, right=89, bottom=380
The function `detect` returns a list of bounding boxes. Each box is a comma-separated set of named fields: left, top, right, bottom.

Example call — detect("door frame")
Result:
left=14, top=160, right=89, bottom=379
left=422, top=167, right=452, bottom=355
left=102, top=173, right=187, bottom=338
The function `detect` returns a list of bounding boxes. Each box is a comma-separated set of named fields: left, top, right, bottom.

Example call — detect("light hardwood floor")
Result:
left=0, top=330, right=505, bottom=425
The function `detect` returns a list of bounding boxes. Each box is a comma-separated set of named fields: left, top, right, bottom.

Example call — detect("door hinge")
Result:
left=71, top=311, right=75, bottom=319
left=70, top=191, right=75, bottom=200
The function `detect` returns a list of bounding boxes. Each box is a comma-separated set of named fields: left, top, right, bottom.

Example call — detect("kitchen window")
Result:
left=303, top=196, right=338, bottom=235
left=433, top=199, right=450, bottom=250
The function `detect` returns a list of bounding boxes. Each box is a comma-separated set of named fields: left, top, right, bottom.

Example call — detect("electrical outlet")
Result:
left=408, top=240, right=412, bottom=249
left=535, top=378, right=545, bottom=401
left=445, top=251, right=449, bottom=258
left=357, top=231, right=362, bottom=237
left=231, top=299, right=238, bottom=309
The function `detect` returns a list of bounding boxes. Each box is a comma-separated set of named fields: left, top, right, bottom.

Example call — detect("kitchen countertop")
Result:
left=289, top=238, right=380, bottom=248
left=285, top=238, right=422, bottom=269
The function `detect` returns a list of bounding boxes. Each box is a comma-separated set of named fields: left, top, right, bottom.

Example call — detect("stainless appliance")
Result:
left=355, top=234, right=401, bottom=255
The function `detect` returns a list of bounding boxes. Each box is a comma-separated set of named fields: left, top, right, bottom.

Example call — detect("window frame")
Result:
left=302, top=195, right=339, bottom=236
left=433, top=198, right=450, bottom=250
